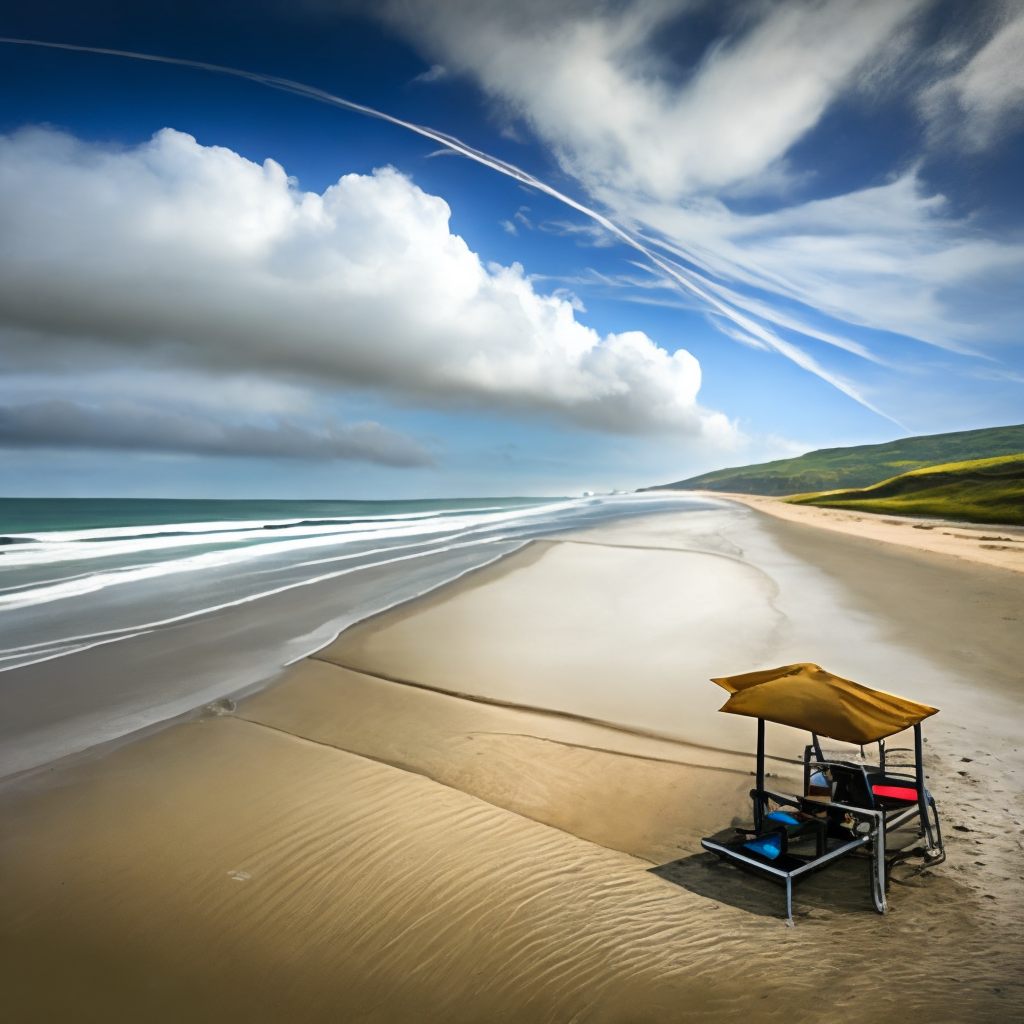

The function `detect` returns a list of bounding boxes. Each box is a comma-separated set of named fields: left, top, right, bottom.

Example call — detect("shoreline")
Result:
left=0, top=537, right=530, bottom=780
left=1, top=504, right=1022, bottom=1021
left=0, top=494, right=720, bottom=781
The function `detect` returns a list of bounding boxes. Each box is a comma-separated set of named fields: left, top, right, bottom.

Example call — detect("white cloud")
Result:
left=0, top=126, right=732, bottom=440
left=412, top=63, right=449, bottom=84
left=381, top=0, right=923, bottom=199
left=920, top=5, right=1024, bottom=150
left=620, top=173, right=1024, bottom=354
left=375, top=0, right=1024, bottom=371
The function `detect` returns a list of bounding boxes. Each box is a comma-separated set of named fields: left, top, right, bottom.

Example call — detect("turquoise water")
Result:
left=0, top=496, right=553, bottom=535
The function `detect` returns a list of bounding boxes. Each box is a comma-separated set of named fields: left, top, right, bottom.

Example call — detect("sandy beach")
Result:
left=719, top=491, right=1024, bottom=575
left=1, top=500, right=1022, bottom=1022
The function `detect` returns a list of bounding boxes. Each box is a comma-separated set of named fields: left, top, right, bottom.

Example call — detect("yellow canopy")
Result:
left=711, top=663, right=938, bottom=745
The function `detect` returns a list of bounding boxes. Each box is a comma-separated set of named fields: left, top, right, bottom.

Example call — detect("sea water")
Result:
left=0, top=493, right=717, bottom=776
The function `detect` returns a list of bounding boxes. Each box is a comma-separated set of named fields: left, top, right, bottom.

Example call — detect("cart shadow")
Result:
left=650, top=850, right=885, bottom=921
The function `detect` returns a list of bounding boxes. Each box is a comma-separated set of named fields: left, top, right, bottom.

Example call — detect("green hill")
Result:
left=642, top=423, right=1024, bottom=496
left=785, top=454, right=1024, bottom=526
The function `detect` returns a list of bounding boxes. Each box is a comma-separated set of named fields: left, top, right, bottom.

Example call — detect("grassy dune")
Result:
left=784, top=453, right=1024, bottom=525
left=643, top=423, right=1024, bottom=496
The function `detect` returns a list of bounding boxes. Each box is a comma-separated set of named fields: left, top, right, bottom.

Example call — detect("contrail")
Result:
left=0, top=35, right=895, bottom=422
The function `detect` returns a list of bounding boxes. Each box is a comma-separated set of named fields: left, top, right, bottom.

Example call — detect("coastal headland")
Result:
left=1, top=501, right=1022, bottom=1022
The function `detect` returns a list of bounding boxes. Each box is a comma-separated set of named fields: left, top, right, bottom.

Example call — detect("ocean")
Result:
left=0, top=493, right=715, bottom=776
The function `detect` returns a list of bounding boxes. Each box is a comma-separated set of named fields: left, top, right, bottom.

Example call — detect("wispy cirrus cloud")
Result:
left=920, top=3, right=1024, bottom=150
left=618, top=173, right=1024, bottom=356
left=380, top=0, right=924, bottom=199
left=411, top=63, right=449, bottom=84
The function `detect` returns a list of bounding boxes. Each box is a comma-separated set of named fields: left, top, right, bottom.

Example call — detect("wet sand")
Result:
left=1, top=505, right=1022, bottom=1022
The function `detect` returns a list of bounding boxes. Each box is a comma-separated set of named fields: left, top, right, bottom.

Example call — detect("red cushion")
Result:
left=872, top=784, right=918, bottom=801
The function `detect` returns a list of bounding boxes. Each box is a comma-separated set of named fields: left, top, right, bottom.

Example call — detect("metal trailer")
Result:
left=700, top=666, right=946, bottom=924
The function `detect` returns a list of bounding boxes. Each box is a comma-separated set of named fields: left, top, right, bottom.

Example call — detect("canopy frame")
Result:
left=751, top=718, right=934, bottom=849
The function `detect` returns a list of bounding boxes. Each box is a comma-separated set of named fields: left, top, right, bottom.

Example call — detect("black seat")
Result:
left=828, top=762, right=923, bottom=813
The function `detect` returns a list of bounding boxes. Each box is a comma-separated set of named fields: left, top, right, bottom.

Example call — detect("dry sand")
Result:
left=1, top=504, right=1022, bottom=1022
left=719, top=492, right=1024, bottom=575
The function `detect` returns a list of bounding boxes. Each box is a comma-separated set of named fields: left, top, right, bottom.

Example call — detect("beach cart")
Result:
left=700, top=663, right=945, bottom=924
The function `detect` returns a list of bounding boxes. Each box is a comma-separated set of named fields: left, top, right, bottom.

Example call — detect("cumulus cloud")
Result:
left=0, top=399, right=434, bottom=465
left=0, top=126, right=730, bottom=439
left=379, top=0, right=923, bottom=199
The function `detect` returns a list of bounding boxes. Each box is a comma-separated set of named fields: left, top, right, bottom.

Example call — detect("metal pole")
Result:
left=756, top=718, right=765, bottom=789
left=874, top=819, right=887, bottom=914
left=811, top=732, right=824, bottom=762
left=755, top=718, right=765, bottom=831
left=914, top=724, right=934, bottom=848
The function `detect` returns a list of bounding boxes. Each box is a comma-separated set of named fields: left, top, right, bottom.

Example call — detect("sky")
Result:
left=0, top=0, right=1022, bottom=498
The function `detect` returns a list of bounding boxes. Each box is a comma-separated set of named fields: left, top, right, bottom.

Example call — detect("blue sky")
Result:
left=1, top=0, right=1022, bottom=498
